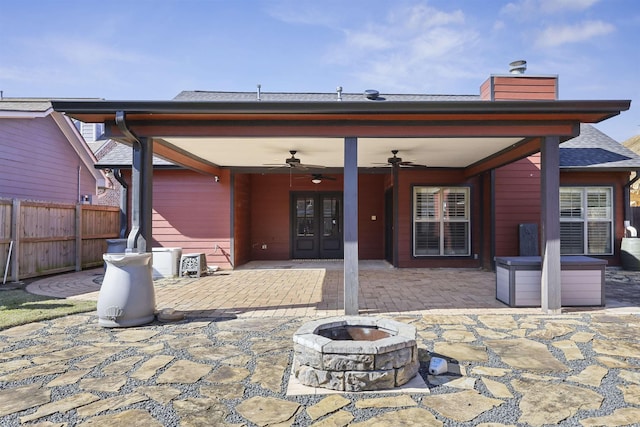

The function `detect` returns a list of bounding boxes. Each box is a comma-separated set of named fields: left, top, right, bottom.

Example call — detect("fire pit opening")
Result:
left=317, top=325, right=391, bottom=341
left=292, top=316, right=418, bottom=392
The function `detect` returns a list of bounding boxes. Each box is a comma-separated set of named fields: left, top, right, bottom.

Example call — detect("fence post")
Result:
left=11, top=199, right=20, bottom=282
left=76, top=204, right=82, bottom=271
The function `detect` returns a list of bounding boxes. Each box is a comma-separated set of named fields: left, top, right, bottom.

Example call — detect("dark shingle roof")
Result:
left=173, top=90, right=480, bottom=102
left=560, top=124, right=640, bottom=170
left=95, top=141, right=175, bottom=168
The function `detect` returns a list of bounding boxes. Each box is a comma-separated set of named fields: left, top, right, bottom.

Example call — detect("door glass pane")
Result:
left=322, top=198, right=339, bottom=237
left=296, top=197, right=314, bottom=236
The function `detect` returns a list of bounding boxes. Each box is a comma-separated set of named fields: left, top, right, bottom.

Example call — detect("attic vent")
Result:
left=509, top=60, right=527, bottom=74
left=364, top=89, right=380, bottom=100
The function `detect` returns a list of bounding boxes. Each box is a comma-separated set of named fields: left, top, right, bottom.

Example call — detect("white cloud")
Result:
left=343, top=29, right=393, bottom=51
left=266, top=0, right=343, bottom=28
left=388, top=4, right=465, bottom=29
left=502, top=0, right=600, bottom=17
left=541, top=0, right=600, bottom=13
left=493, top=20, right=506, bottom=31
left=325, top=3, right=480, bottom=92
left=535, top=20, right=615, bottom=47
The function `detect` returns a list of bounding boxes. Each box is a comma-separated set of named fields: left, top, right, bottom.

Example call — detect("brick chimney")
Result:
left=480, top=60, right=558, bottom=101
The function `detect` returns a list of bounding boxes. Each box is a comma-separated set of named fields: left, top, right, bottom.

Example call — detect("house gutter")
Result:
left=52, top=99, right=631, bottom=117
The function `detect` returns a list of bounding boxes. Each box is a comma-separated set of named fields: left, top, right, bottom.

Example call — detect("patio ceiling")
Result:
left=52, top=98, right=630, bottom=176
left=157, top=136, right=523, bottom=169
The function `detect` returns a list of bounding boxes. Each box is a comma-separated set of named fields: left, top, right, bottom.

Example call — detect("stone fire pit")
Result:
left=292, top=316, right=419, bottom=392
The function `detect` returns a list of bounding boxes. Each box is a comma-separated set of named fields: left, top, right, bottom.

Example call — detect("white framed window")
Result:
left=413, top=187, right=470, bottom=256
left=560, top=187, right=613, bottom=255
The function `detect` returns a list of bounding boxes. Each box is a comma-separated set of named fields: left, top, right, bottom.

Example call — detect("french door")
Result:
left=291, top=192, right=343, bottom=259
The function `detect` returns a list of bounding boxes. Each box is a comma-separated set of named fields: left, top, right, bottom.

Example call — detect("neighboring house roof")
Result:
left=622, top=134, right=640, bottom=153
left=173, top=90, right=480, bottom=102
left=0, top=98, right=107, bottom=185
left=94, top=140, right=176, bottom=168
left=0, top=98, right=52, bottom=117
left=559, top=124, right=640, bottom=170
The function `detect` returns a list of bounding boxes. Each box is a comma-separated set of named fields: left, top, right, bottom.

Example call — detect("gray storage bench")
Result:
left=495, top=256, right=606, bottom=307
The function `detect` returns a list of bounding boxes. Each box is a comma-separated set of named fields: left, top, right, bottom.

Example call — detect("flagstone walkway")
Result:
left=1, top=311, right=640, bottom=426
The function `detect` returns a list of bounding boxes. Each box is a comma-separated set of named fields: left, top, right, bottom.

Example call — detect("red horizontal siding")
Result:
left=358, top=175, right=385, bottom=259
left=148, top=169, right=232, bottom=269
left=247, top=173, right=385, bottom=260
left=249, top=174, right=293, bottom=260
left=491, top=76, right=557, bottom=101
left=494, top=156, right=541, bottom=256
left=396, top=170, right=483, bottom=268
left=480, top=79, right=492, bottom=100
left=562, top=171, right=629, bottom=267
left=234, top=173, right=252, bottom=266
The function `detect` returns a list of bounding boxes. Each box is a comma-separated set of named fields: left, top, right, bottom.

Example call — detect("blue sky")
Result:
left=1, top=0, right=638, bottom=141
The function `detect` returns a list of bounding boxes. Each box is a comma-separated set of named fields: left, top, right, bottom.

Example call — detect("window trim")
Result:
left=412, top=185, right=471, bottom=257
left=560, top=186, right=614, bottom=256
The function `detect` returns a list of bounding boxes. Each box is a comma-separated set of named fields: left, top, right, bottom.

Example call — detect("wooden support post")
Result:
left=541, top=135, right=562, bottom=313
left=344, top=137, right=359, bottom=315
left=75, top=204, right=82, bottom=271
left=392, top=164, right=399, bottom=267
left=11, top=199, right=20, bottom=282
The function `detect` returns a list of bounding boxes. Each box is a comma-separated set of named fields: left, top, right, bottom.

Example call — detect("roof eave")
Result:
left=51, top=99, right=631, bottom=119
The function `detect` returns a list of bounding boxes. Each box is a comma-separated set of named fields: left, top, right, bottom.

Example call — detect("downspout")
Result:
left=112, top=168, right=128, bottom=239
left=77, top=165, right=82, bottom=203
left=115, top=111, right=152, bottom=253
left=624, top=171, right=640, bottom=226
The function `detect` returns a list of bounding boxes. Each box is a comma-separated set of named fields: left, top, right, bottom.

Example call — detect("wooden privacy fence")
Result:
left=0, top=198, right=120, bottom=282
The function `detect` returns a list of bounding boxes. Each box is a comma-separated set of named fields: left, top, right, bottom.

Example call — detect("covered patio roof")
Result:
left=52, top=98, right=629, bottom=177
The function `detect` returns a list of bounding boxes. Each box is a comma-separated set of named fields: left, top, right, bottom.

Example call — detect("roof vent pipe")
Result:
left=336, top=86, right=343, bottom=101
left=509, top=60, right=527, bottom=74
left=364, top=89, right=380, bottom=100
left=257, top=84, right=261, bottom=101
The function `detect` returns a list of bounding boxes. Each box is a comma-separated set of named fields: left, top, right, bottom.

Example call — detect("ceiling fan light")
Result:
left=311, top=178, right=322, bottom=184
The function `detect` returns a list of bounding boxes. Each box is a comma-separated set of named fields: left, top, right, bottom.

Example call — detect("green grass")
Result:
left=0, top=289, right=96, bottom=331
